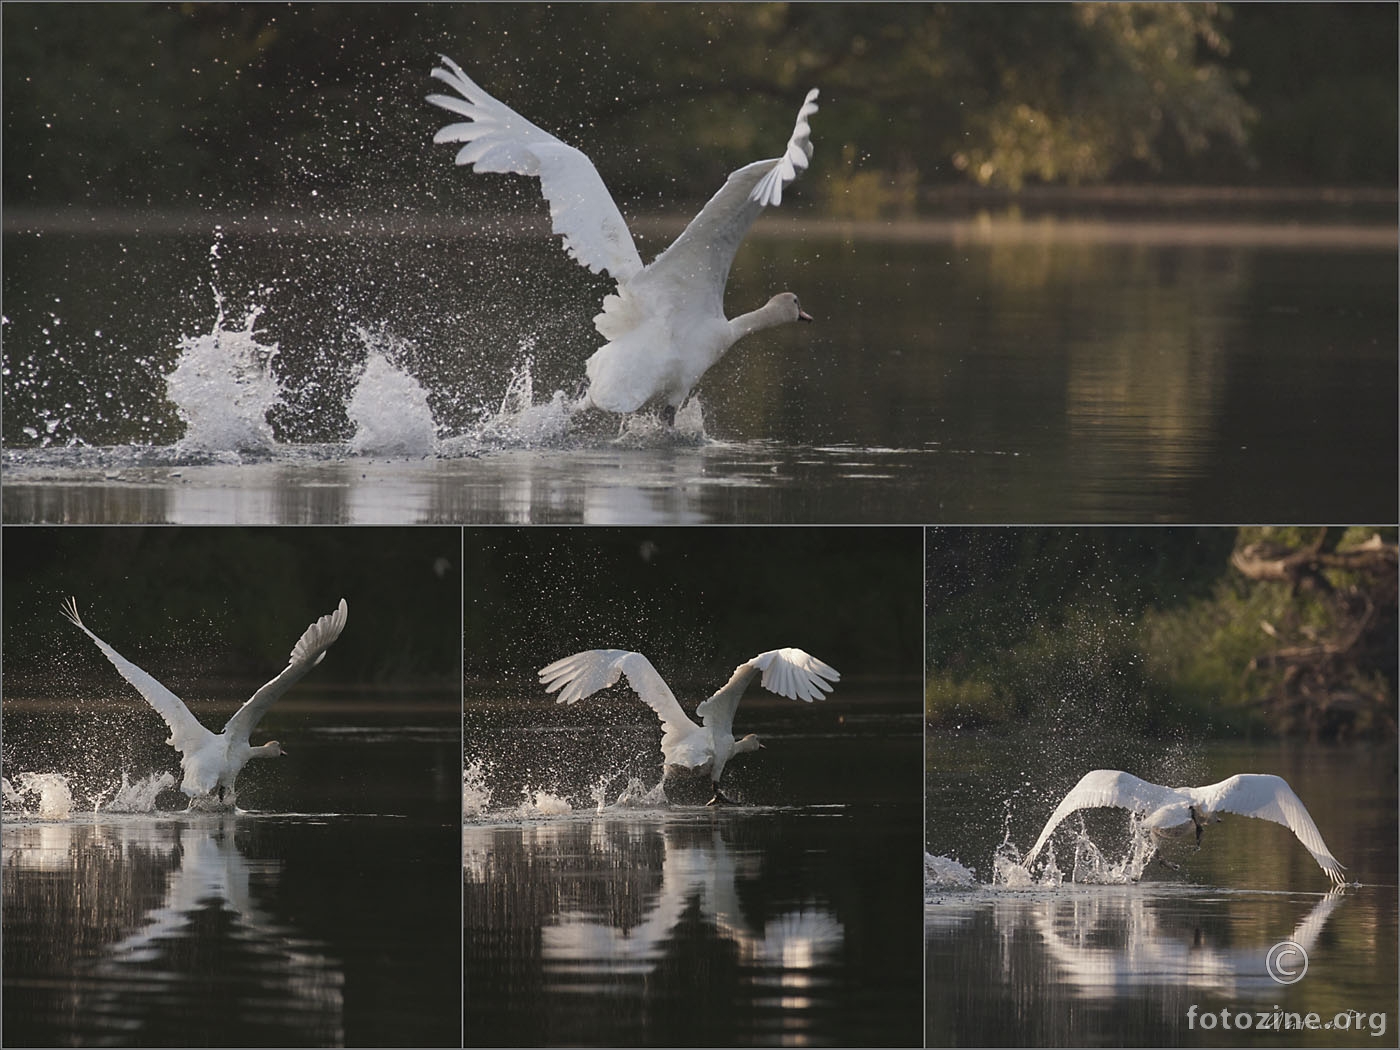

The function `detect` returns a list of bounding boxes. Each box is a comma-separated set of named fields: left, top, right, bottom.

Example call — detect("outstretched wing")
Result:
left=693, top=647, right=838, bottom=739
left=427, top=56, right=644, bottom=282
left=1023, top=770, right=1190, bottom=869
left=222, top=599, right=349, bottom=743
left=538, top=649, right=700, bottom=736
left=630, top=89, right=819, bottom=324
left=1193, top=774, right=1346, bottom=886
left=60, top=598, right=214, bottom=756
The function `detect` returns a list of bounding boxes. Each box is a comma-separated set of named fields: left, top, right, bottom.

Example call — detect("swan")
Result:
left=427, top=58, right=819, bottom=424
left=60, top=597, right=348, bottom=810
left=1022, top=769, right=1345, bottom=887
left=538, top=647, right=839, bottom=803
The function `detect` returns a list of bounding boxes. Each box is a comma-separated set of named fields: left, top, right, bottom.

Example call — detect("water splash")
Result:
left=167, top=291, right=281, bottom=455
left=347, top=329, right=438, bottom=457
left=462, top=758, right=494, bottom=818
left=3, top=772, right=75, bottom=820
left=515, top=786, right=573, bottom=817
left=589, top=772, right=668, bottom=812
left=925, top=852, right=978, bottom=891
left=463, top=356, right=581, bottom=450
left=99, top=771, right=177, bottom=813
left=991, top=815, right=1158, bottom=887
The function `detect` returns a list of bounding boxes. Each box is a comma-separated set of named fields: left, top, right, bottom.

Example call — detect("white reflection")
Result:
left=540, top=821, right=844, bottom=981
left=3, top=817, right=345, bottom=1041
left=1026, top=888, right=1345, bottom=998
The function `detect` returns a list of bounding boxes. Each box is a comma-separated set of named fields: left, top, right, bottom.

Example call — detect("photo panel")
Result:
left=462, top=525, right=925, bottom=1047
left=1, top=526, right=463, bottom=1048
left=924, top=526, right=1398, bottom=1047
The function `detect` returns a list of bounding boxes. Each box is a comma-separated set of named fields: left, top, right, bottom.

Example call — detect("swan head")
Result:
left=259, top=740, right=287, bottom=758
left=769, top=292, right=813, bottom=323
left=734, top=733, right=765, bottom=755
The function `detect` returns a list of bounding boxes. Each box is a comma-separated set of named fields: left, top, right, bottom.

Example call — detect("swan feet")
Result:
left=1156, top=856, right=1183, bottom=873
left=706, top=784, right=736, bottom=806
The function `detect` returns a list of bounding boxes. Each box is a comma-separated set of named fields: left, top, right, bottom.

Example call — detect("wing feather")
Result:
left=694, top=647, right=838, bottom=738
left=636, top=89, right=819, bottom=322
left=428, top=56, right=643, bottom=282
left=1023, top=770, right=1190, bottom=869
left=60, top=598, right=214, bottom=756
left=539, top=649, right=699, bottom=735
left=1192, top=774, right=1346, bottom=885
left=222, top=599, right=348, bottom=742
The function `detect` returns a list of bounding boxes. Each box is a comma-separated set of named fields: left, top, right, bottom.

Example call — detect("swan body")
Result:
left=1023, top=769, right=1345, bottom=887
left=428, top=57, right=818, bottom=420
left=61, top=597, right=348, bottom=810
left=538, top=647, right=838, bottom=803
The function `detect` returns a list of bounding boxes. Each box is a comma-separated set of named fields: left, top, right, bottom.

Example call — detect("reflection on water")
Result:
left=926, top=884, right=1392, bottom=1047
left=926, top=735, right=1398, bottom=1046
left=465, top=691, right=922, bottom=1045
left=3, top=813, right=460, bottom=1048
left=4, top=222, right=1395, bottom=523
left=4, top=816, right=342, bottom=1046
left=465, top=807, right=920, bottom=1047
left=2, top=701, right=462, bottom=1047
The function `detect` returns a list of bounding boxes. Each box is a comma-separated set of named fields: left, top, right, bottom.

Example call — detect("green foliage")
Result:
left=925, top=527, right=1398, bottom=739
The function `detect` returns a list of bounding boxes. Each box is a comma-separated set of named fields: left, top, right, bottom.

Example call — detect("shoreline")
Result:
left=6, top=202, right=1394, bottom=250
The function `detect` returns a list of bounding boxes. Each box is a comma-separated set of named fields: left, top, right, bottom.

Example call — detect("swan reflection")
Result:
left=929, top=885, right=1345, bottom=1002
left=3, top=817, right=344, bottom=1043
left=465, top=815, right=844, bottom=994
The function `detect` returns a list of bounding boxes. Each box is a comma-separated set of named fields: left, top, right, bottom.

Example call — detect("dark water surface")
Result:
left=4, top=216, right=1394, bottom=523
left=2, top=703, right=461, bottom=1048
left=925, top=734, right=1398, bottom=1047
left=463, top=692, right=924, bottom=1046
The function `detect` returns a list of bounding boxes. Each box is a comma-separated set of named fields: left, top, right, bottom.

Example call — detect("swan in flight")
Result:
left=61, top=598, right=348, bottom=810
left=1022, top=769, right=1345, bottom=887
left=427, top=58, right=819, bottom=424
left=538, top=647, right=838, bottom=803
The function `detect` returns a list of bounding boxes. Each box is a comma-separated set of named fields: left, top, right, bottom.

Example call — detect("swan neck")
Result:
left=729, top=301, right=789, bottom=341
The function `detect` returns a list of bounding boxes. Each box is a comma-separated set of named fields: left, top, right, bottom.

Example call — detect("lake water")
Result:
left=2, top=702, right=462, bottom=1048
left=925, top=733, right=1398, bottom=1047
left=463, top=690, right=924, bottom=1046
left=4, top=213, right=1394, bottom=524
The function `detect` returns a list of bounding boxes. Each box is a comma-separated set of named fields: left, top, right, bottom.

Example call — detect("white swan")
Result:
left=61, top=597, right=348, bottom=810
left=428, top=58, right=819, bottom=423
left=538, top=647, right=839, bottom=803
left=1022, top=769, right=1345, bottom=887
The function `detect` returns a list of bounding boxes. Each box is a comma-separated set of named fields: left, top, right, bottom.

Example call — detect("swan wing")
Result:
left=1023, top=770, right=1190, bottom=868
left=539, top=649, right=700, bottom=735
left=634, top=89, right=819, bottom=321
left=60, top=598, right=214, bottom=756
left=222, top=599, right=348, bottom=743
left=694, top=647, right=838, bottom=738
left=1191, top=774, right=1346, bottom=885
left=428, top=56, right=644, bottom=282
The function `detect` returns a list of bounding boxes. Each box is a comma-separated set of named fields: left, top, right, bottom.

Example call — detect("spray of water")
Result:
left=924, top=852, right=978, bottom=891
left=2, top=772, right=75, bottom=820
left=347, top=328, right=438, bottom=457
left=166, top=290, right=282, bottom=455
left=100, top=772, right=178, bottom=813
left=462, top=758, right=494, bottom=818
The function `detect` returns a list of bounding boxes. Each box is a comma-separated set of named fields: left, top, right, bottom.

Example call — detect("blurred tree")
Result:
left=4, top=3, right=1391, bottom=213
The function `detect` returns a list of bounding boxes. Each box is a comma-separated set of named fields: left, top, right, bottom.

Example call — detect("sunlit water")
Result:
left=925, top=732, right=1398, bottom=1046
left=2, top=702, right=461, bottom=1048
left=463, top=691, right=923, bottom=1046
left=4, top=218, right=1394, bottom=523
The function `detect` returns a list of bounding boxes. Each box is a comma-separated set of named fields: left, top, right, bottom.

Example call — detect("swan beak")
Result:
left=797, top=308, right=814, bottom=322
left=758, top=741, right=767, bottom=749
